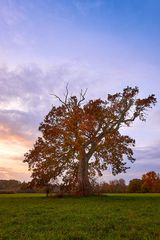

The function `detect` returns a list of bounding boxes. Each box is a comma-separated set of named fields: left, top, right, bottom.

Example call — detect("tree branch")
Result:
left=78, top=88, right=87, bottom=106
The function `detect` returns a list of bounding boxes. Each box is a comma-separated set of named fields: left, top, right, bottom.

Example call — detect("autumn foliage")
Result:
left=141, top=171, right=160, bottom=193
left=24, top=86, right=156, bottom=196
left=127, top=171, right=160, bottom=193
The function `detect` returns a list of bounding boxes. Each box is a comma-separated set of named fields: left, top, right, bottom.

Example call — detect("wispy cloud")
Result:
left=134, top=144, right=160, bottom=166
left=0, top=1, right=26, bottom=26
left=72, top=0, right=104, bottom=14
left=0, top=166, right=30, bottom=181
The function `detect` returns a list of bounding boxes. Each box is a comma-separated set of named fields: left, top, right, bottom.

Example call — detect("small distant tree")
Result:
left=141, top=171, right=160, bottom=193
left=128, top=178, right=142, bottom=193
left=108, top=179, right=126, bottom=193
left=24, top=86, right=156, bottom=196
left=99, top=182, right=110, bottom=193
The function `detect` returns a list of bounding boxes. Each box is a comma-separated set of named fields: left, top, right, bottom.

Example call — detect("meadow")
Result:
left=0, top=193, right=160, bottom=240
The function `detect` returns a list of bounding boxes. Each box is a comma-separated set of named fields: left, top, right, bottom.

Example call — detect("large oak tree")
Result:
left=24, top=86, right=156, bottom=196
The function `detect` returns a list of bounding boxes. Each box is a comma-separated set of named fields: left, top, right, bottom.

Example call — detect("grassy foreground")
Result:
left=0, top=193, right=160, bottom=240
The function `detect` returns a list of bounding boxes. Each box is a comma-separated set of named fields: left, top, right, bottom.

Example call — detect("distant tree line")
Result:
left=97, top=171, right=160, bottom=193
left=0, top=171, right=160, bottom=194
left=0, top=179, right=22, bottom=193
left=128, top=171, right=160, bottom=193
left=0, top=180, right=35, bottom=194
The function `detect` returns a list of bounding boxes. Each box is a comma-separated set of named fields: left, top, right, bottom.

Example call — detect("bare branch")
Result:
left=51, top=83, right=70, bottom=107
left=78, top=88, right=88, bottom=106
left=50, top=93, right=66, bottom=105
left=64, top=83, right=69, bottom=104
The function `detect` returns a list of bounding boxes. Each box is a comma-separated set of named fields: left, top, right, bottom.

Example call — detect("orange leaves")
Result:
left=142, top=171, right=159, bottom=191
left=122, top=86, right=139, bottom=98
left=79, top=114, right=96, bottom=133
left=136, top=94, right=156, bottom=107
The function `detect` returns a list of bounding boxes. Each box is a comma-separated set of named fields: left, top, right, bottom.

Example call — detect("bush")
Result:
left=0, top=190, right=15, bottom=194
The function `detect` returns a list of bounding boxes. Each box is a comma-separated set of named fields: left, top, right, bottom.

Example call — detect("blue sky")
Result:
left=0, top=0, right=160, bottom=182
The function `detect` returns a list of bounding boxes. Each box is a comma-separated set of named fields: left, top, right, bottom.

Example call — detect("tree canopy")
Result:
left=24, top=86, right=156, bottom=196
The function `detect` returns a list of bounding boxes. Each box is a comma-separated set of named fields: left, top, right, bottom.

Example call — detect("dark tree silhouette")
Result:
left=24, top=86, right=156, bottom=196
left=128, top=179, right=142, bottom=193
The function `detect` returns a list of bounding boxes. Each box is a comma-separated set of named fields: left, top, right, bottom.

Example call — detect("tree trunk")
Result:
left=78, top=156, right=91, bottom=196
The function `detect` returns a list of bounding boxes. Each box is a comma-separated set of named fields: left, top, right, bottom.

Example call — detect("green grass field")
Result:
left=0, top=193, right=160, bottom=240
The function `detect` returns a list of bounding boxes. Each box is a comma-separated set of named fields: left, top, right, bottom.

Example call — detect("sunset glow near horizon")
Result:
left=0, top=0, right=160, bottom=183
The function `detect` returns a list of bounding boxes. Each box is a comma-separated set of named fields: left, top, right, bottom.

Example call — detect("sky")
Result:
left=0, top=0, right=160, bottom=183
